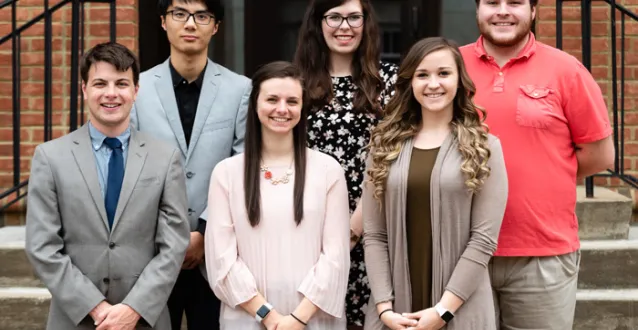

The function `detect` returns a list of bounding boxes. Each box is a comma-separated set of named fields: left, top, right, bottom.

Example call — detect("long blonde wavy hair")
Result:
left=367, top=37, right=491, bottom=202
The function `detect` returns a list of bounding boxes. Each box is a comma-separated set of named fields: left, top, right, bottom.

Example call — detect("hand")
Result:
left=274, top=315, right=306, bottom=330
left=95, top=304, right=141, bottom=330
left=262, top=310, right=283, bottom=330
left=89, top=301, right=112, bottom=326
left=380, top=311, right=418, bottom=330
left=182, top=231, right=205, bottom=269
left=403, top=308, right=445, bottom=330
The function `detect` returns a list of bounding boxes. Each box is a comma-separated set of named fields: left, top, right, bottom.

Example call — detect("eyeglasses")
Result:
left=167, top=9, right=216, bottom=25
left=323, top=14, right=364, bottom=28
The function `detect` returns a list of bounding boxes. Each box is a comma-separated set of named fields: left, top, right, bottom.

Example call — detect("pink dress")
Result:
left=205, top=148, right=350, bottom=330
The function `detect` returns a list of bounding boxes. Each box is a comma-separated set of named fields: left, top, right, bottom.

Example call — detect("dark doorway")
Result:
left=138, top=1, right=170, bottom=72
left=243, top=0, right=437, bottom=77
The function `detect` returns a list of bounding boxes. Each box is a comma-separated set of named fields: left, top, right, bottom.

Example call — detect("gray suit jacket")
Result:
left=25, top=124, right=190, bottom=330
left=131, top=58, right=250, bottom=233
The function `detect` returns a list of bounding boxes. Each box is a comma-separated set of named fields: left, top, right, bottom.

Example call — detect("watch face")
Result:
left=256, top=305, right=271, bottom=318
left=442, top=311, right=454, bottom=323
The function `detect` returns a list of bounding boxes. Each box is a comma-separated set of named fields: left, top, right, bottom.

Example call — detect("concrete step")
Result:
left=0, top=287, right=50, bottom=330
left=0, top=226, right=42, bottom=288
left=577, top=186, right=633, bottom=240
left=575, top=289, right=638, bottom=330
left=578, top=237, right=638, bottom=289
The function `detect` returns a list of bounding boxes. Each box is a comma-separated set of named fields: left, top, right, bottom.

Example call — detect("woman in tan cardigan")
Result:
left=361, top=37, right=508, bottom=330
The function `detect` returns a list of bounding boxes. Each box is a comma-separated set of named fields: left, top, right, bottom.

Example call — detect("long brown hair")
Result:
left=244, top=61, right=308, bottom=226
left=293, top=0, right=383, bottom=114
left=367, top=37, right=491, bottom=201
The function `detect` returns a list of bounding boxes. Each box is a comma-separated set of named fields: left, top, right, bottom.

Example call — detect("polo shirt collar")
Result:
left=474, top=32, right=537, bottom=61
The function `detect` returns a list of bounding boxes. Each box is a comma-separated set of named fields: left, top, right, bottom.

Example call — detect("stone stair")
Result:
left=0, top=226, right=49, bottom=330
left=574, top=186, right=638, bottom=330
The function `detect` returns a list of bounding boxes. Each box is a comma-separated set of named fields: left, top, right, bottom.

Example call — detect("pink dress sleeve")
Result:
left=298, top=160, right=351, bottom=317
left=205, top=160, right=259, bottom=308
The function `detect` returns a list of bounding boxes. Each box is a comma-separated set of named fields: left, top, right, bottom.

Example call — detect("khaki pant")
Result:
left=489, top=251, right=580, bottom=330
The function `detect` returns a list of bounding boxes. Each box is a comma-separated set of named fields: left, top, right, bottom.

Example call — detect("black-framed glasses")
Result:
left=323, top=14, right=365, bottom=28
left=167, top=9, right=216, bottom=25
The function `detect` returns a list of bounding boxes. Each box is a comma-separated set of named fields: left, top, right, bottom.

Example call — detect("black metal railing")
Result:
left=557, top=0, right=638, bottom=197
left=0, top=0, right=116, bottom=214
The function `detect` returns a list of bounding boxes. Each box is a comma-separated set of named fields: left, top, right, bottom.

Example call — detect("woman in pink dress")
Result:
left=205, top=61, right=351, bottom=330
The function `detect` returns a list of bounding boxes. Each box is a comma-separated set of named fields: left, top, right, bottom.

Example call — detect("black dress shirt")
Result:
left=169, top=61, right=208, bottom=236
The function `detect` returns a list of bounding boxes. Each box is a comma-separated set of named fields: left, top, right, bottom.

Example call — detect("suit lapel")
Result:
left=187, top=59, right=220, bottom=163
left=112, top=129, right=147, bottom=231
left=71, top=125, right=109, bottom=231
left=155, top=59, right=188, bottom=158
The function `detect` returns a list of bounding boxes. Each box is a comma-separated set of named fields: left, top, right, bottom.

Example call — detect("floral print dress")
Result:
left=306, top=62, right=398, bottom=326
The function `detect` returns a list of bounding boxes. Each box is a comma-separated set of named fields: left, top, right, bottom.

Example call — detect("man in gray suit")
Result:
left=130, top=0, right=250, bottom=329
left=25, top=42, right=190, bottom=330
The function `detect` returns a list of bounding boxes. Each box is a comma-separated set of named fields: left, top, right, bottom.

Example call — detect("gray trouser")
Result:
left=489, top=251, right=580, bottom=330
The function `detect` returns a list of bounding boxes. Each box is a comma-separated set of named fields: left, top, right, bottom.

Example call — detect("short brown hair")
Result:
left=475, top=0, right=538, bottom=6
left=80, top=42, right=140, bottom=85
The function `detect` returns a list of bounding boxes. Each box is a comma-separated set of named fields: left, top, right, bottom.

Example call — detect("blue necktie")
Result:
left=104, top=137, right=124, bottom=230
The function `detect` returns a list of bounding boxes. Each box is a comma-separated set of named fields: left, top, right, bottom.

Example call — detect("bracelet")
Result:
left=378, top=308, right=393, bottom=319
left=290, top=313, right=307, bottom=326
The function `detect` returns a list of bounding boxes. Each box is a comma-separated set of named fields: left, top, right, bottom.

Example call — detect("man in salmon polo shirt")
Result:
left=460, top=0, right=615, bottom=329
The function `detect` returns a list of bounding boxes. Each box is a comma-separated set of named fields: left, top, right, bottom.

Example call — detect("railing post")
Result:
left=582, top=0, right=595, bottom=198
left=44, top=0, right=52, bottom=142
left=556, top=0, right=563, bottom=50
left=69, top=0, right=80, bottom=132
left=11, top=0, right=20, bottom=189
left=110, top=0, right=116, bottom=42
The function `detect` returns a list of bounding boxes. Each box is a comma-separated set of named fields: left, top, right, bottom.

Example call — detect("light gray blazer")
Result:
left=363, top=134, right=508, bottom=330
left=25, top=124, right=190, bottom=330
left=131, top=58, right=251, bottom=233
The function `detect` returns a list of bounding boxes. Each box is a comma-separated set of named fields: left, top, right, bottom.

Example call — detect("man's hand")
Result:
left=95, top=304, right=141, bottom=330
left=403, top=308, right=445, bottom=330
left=380, top=310, right=418, bottom=329
left=273, top=315, right=306, bottom=330
left=182, top=231, right=205, bottom=269
left=90, top=301, right=113, bottom=326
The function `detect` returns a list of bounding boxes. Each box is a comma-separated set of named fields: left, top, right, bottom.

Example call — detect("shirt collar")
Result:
left=169, top=60, right=207, bottom=89
left=474, top=32, right=537, bottom=61
left=88, top=121, right=131, bottom=151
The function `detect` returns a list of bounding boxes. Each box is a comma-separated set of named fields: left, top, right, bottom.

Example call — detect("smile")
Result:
left=425, top=93, right=444, bottom=98
left=271, top=117, right=290, bottom=122
left=101, top=103, right=121, bottom=109
left=493, top=23, right=515, bottom=26
left=336, top=36, right=353, bottom=40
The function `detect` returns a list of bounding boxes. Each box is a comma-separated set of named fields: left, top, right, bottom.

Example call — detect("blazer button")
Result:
left=186, top=172, right=194, bottom=179
left=109, top=242, right=115, bottom=249
left=103, top=278, right=110, bottom=284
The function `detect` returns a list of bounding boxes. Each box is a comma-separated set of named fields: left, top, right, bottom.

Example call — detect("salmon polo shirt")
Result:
left=460, top=33, right=612, bottom=257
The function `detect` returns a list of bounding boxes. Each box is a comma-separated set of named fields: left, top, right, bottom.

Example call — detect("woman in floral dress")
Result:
left=294, top=0, right=398, bottom=328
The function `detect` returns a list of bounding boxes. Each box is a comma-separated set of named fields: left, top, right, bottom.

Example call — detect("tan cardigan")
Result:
left=362, top=134, right=508, bottom=330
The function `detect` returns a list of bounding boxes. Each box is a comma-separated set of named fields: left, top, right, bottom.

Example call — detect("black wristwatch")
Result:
left=435, top=303, right=454, bottom=323
left=255, top=303, right=273, bottom=323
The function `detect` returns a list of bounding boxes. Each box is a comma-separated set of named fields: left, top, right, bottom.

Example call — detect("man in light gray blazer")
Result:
left=25, top=42, right=190, bottom=330
left=130, top=1, right=250, bottom=329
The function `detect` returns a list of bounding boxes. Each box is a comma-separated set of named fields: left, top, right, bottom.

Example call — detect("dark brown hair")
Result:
left=475, top=0, right=538, bottom=7
left=293, top=0, right=383, bottom=114
left=81, top=42, right=139, bottom=85
left=244, top=61, right=308, bottom=227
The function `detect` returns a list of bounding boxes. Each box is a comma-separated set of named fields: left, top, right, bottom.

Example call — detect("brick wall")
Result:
left=0, top=0, right=138, bottom=223
left=536, top=0, right=638, bottom=190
